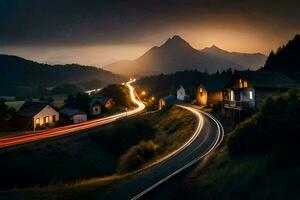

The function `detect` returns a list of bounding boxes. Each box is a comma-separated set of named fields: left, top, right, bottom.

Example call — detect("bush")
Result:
left=63, top=93, right=91, bottom=113
left=117, top=140, right=159, bottom=173
left=89, top=117, right=156, bottom=155
left=228, top=90, right=300, bottom=158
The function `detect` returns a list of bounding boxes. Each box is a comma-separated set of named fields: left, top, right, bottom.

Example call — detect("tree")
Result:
left=97, top=84, right=130, bottom=107
left=64, top=93, right=91, bottom=113
left=0, top=99, right=16, bottom=131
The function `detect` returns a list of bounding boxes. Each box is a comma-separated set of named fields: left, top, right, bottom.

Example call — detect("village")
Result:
left=0, top=83, right=135, bottom=133
left=159, top=70, right=299, bottom=115
left=1, top=68, right=298, bottom=136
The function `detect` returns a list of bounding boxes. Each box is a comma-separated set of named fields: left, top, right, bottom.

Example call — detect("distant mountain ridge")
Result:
left=105, top=35, right=267, bottom=76
left=201, top=45, right=267, bottom=69
left=0, top=55, right=124, bottom=95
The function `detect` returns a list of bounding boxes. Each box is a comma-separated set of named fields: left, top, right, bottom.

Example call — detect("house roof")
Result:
left=235, top=71, right=300, bottom=89
left=88, top=97, right=111, bottom=107
left=17, top=101, right=55, bottom=118
left=60, top=108, right=86, bottom=117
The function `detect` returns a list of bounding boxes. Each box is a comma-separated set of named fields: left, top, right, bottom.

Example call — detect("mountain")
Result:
left=262, top=34, right=300, bottom=82
left=201, top=45, right=267, bottom=69
left=105, top=35, right=266, bottom=76
left=0, top=55, right=124, bottom=95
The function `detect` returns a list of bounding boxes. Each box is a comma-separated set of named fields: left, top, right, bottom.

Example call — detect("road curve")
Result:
left=0, top=81, right=145, bottom=149
left=98, top=105, right=224, bottom=200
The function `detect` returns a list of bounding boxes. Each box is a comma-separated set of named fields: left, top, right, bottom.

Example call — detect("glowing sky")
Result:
left=0, top=0, right=299, bottom=66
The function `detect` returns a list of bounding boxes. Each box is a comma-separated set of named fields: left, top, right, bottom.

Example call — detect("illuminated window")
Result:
left=239, top=79, right=243, bottom=88
left=199, top=88, right=203, bottom=96
left=44, top=116, right=49, bottom=124
left=230, top=90, right=234, bottom=101
left=36, top=118, right=40, bottom=125
left=244, top=81, right=248, bottom=88
left=249, top=91, right=253, bottom=99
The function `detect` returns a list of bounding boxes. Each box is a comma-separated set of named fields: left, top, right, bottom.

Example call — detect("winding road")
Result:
left=97, top=105, right=224, bottom=200
left=0, top=80, right=145, bottom=149
left=0, top=81, right=224, bottom=200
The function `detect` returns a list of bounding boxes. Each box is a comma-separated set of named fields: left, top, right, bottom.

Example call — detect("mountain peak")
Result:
left=204, top=45, right=226, bottom=52
left=210, top=45, right=221, bottom=50
left=161, top=35, right=192, bottom=49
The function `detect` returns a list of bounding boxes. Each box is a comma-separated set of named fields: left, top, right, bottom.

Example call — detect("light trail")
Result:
left=130, top=105, right=224, bottom=200
left=0, top=80, right=145, bottom=149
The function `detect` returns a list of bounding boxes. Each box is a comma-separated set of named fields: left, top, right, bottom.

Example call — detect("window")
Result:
left=239, top=79, right=243, bottom=88
left=230, top=90, right=234, bottom=101
left=53, top=115, right=56, bottom=122
left=44, top=116, right=49, bottom=124
left=36, top=118, right=40, bottom=125
left=249, top=91, right=253, bottom=100
left=244, top=81, right=248, bottom=88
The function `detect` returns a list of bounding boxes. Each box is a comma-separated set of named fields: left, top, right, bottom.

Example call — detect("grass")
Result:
left=0, top=106, right=196, bottom=200
left=146, top=90, right=300, bottom=200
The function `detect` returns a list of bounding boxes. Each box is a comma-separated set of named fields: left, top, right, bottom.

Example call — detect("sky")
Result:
left=0, top=0, right=299, bottom=66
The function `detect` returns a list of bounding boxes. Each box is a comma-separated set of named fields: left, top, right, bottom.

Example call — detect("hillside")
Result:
left=105, top=35, right=266, bottom=76
left=0, top=55, right=124, bottom=96
left=147, top=90, right=300, bottom=200
left=262, top=34, right=300, bottom=81
left=201, top=45, right=267, bottom=69
left=0, top=106, right=196, bottom=199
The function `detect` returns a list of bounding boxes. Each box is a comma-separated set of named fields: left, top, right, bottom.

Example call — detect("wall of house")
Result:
left=177, top=87, right=186, bottom=101
left=239, top=87, right=255, bottom=108
left=196, top=86, right=208, bottom=106
left=105, top=99, right=114, bottom=109
left=91, top=104, right=101, bottom=115
left=207, top=91, right=223, bottom=106
left=33, top=105, right=59, bottom=129
left=72, top=114, right=87, bottom=124
left=158, top=99, right=166, bottom=110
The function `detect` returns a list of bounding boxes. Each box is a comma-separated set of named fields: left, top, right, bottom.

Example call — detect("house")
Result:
left=89, top=97, right=115, bottom=116
left=223, top=71, right=300, bottom=111
left=99, top=97, right=115, bottom=109
left=177, top=85, right=195, bottom=101
left=196, top=82, right=224, bottom=107
left=159, top=95, right=177, bottom=109
left=17, top=101, right=59, bottom=130
left=60, top=108, right=87, bottom=124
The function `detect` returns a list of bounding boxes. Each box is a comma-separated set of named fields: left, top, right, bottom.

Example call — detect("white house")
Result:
left=17, top=101, right=59, bottom=130
left=177, top=85, right=186, bottom=101
left=223, top=71, right=300, bottom=111
left=60, top=108, right=87, bottom=124
left=177, top=85, right=194, bottom=101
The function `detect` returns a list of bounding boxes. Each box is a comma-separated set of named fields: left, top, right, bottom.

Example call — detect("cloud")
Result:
left=0, top=0, right=299, bottom=46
